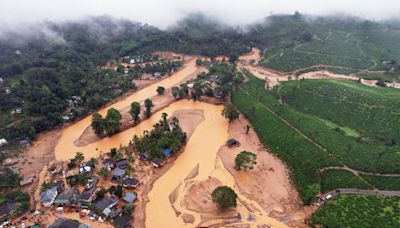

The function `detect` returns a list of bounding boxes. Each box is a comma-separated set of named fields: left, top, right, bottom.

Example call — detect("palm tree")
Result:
left=75, top=152, right=84, bottom=163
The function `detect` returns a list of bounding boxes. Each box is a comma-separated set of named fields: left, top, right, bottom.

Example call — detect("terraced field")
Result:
left=233, top=76, right=400, bottom=205
left=312, top=195, right=400, bottom=227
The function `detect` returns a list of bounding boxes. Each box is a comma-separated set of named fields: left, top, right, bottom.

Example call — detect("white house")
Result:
left=0, top=138, right=7, bottom=147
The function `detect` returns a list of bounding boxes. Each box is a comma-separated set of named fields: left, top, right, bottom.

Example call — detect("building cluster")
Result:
left=36, top=154, right=140, bottom=227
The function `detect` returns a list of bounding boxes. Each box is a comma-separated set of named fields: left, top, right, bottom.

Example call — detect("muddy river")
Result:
left=54, top=57, right=198, bottom=160
left=53, top=54, right=287, bottom=227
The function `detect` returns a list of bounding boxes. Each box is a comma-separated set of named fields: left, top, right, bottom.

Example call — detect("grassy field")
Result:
left=312, top=195, right=400, bottom=227
left=233, top=76, right=400, bottom=204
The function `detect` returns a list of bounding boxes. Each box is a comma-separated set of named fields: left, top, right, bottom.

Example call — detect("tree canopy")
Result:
left=91, top=112, right=105, bottom=136
left=105, top=108, right=122, bottom=135
left=144, top=98, right=154, bottom=118
left=235, top=151, right=257, bottom=170
left=211, top=186, right=237, bottom=210
left=130, top=101, right=141, bottom=123
left=221, top=104, right=240, bottom=122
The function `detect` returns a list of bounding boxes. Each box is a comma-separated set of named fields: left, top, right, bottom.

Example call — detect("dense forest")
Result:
left=2, top=13, right=400, bottom=147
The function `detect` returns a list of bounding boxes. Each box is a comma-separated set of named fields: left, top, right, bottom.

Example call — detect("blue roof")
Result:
left=122, top=192, right=137, bottom=203
left=112, top=168, right=125, bottom=177
left=162, top=148, right=171, bottom=157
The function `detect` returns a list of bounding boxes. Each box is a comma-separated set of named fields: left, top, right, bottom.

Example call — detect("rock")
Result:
left=182, top=213, right=195, bottom=224
left=248, top=213, right=256, bottom=221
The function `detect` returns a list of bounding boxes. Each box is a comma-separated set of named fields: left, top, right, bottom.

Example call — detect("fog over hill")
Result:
left=2, top=0, right=400, bottom=29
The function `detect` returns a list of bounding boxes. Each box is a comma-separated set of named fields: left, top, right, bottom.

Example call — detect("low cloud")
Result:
left=1, top=0, right=400, bottom=29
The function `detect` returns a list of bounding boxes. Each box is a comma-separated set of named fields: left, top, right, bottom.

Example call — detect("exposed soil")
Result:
left=218, top=116, right=302, bottom=214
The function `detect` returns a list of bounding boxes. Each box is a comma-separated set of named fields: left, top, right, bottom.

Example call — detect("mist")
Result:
left=2, top=0, right=400, bottom=29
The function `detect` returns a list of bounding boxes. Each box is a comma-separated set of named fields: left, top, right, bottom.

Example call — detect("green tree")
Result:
left=196, top=58, right=203, bottom=66
left=114, top=185, right=124, bottom=198
left=171, top=87, right=180, bottom=98
left=123, top=204, right=134, bottom=215
left=144, top=98, right=154, bottom=118
left=221, top=104, right=239, bottom=122
left=105, top=108, right=122, bottom=135
left=74, top=152, right=84, bottom=163
left=156, top=86, right=165, bottom=95
left=235, top=151, right=257, bottom=170
left=89, top=157, right=98, bottom=166
left=91, top=112, right=105, bottom=136
left=211, top=186, right=237, bottom=210
left=98, top=167, right=110, bottom=179
left=130, top=101, right=141, bottom=123
left=304, top=183, right=321, bottom=205
left=97, top=188, right=108, bottom=199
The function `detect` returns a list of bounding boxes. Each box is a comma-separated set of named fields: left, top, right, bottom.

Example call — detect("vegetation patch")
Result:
left=312, top=195, right=400, bottom=227
left=360, top=174, right=400, bottom=191
left=320, top=169, right=372, bottom=193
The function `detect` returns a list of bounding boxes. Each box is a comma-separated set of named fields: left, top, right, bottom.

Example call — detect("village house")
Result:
left=2, top=158, right=18, bottom=166
left=10, top=107, right=22, bottom=116
left=49, top=217, right=89, bottom=228
left=124, top=68, right=129, bottom=74
left=41, top=186, right=59, bottom=207
left=112, top=168, right=125, bottom=182
left=153, top=72, right=161, bottom=78
left=103, top=159, right=115, bottom=171
left=79, top=162, right=94, bottom=175
left=139, top=151, right=150, bottom=161
left=78, top=187, right=97, bottom=208
left=0, top=201, right=16, bottom=221
left=0, top=77, right=3, bottom=83
left=85, top=176, right=98, bottom=190
left=122, top=192, right=137, bottom=204
left=113, top=215, right=133, bottom=228
left=95, top=196, right=118, bottom=217
left=162, top=148, right=171, bottom=158
left=19, top=175, right=35, bottom=187
left=152, top=158, right=165, bottom=168
left=122, top=177, right=139, bottom=188
left=54, top=188, right=79, bottom=206
left=5, top=88, right=11, bottom=94
left=115, top=159, right=129, bottom=169
left=0, top=138, right=7, bottom=147
left=19, top=139, right=30, bottom=147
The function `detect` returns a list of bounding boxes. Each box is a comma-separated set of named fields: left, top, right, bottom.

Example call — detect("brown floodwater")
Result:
left=54, top=58, right=198, bottom=160
left=145, top=101, right=287, bottom=227
left=54, top=54, right=287, bottom=227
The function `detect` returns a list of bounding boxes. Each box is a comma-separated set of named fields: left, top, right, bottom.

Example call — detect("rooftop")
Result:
left=122, top=192, right=137, bottom=203
left=113, top=215, right=133, bottom=228
left=95, top=196, right=118, bottom=211
left=112, top=167, right=125, bottom=177
left=123, top=177, right=139, bottom=188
